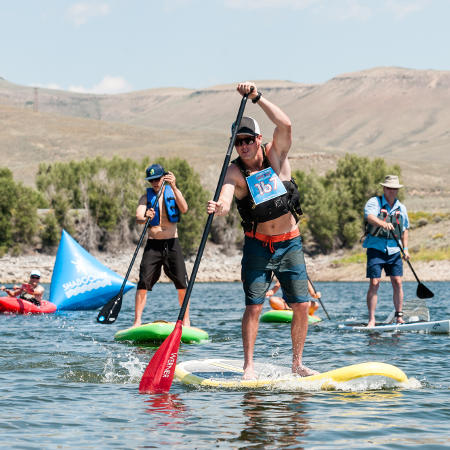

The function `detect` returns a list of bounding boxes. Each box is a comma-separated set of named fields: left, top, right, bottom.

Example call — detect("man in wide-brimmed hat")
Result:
left=362, top=175, right=410, bottom=327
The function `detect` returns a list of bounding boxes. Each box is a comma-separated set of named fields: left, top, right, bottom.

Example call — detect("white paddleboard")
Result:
left=175, top=358, right=408, bottom=390
left=340, top=319, right=450, bottom=334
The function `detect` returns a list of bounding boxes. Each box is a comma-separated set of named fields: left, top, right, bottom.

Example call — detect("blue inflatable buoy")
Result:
left=49, top=230, right=135, bottom=310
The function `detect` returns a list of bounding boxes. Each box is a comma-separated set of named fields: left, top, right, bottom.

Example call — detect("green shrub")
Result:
left=40, top=211, right=60, bottom=249
left=294, top=154, right=402, bottom=253
left=0, top=168, right=44, bottom=252
left=36, top=156, right=208, bottom=255
left=0, top=168, right=14, bottom=248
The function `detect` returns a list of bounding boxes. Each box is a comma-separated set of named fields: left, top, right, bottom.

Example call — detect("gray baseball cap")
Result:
left=231, top=116, right=261, bottom=136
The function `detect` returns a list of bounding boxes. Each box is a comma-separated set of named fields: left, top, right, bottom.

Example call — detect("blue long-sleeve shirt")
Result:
left=362, top=195, right=409, bottom=255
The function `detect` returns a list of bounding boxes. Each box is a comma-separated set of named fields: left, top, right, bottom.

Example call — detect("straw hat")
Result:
left=380, top=175, right=403, bottom=189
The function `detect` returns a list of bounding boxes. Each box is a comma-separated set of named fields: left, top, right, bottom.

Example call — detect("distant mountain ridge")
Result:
left=1, top=67, right=449, bottom=210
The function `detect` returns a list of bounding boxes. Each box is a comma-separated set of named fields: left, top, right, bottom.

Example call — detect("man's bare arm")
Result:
left=236, top=81, right=292, bottom=156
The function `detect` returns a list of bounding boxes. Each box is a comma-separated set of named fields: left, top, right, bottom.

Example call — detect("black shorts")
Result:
left=20, top=293, right=41, bottom=306
left=137, top=238, right=188, bottom=291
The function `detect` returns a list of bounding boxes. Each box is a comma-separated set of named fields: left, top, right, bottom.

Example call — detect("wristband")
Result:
left=403, top=247, right=408, bottom=250
left=252, top=91, right=262, bottom=104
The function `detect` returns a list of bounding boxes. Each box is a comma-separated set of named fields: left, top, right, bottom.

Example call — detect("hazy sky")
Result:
left=1, top=0, right=448, bottom=93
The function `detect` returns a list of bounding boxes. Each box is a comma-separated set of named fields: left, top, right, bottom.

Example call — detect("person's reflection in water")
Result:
left=222, top=392, right=311, bottom=448
left=367, top=333, right=401, bottom=347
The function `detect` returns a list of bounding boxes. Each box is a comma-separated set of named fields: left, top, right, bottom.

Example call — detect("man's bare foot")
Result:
left=132, top=321, right=141, bottom=328
left=292, top=365, right=319, bottom=377
left=367, top=320, right=376, bottom=328
left=182, top=319, right=191, bottom=327
left=243, top=367, right=256, bottom=380
left=396, top=318, right=405, bottom=324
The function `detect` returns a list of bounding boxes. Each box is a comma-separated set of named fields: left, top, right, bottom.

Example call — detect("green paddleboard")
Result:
left=260, top=310, right=322, bottom=324
left=114, top=321, right=209, bottom=344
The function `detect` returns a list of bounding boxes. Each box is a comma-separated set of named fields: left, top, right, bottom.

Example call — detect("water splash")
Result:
left=101, top=354, right=146, bottom=383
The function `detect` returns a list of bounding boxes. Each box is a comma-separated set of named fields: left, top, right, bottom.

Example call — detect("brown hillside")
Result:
left=0, top=104, right=230, bottom=190
left=0, top=68, right=449, bottom=210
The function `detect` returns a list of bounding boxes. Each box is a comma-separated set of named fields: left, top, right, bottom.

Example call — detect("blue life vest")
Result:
left=146, top=185, right=180, bottom=226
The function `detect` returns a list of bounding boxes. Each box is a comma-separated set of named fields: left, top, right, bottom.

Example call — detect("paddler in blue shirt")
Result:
left=133, top=164, right=190, bottom=328
left=207, top=81, right=317, bottom=379
left=363, top=175, right=410, bottom=327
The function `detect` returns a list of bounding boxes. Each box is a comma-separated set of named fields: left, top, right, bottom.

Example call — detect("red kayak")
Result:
left=0, top=296, right=57, bottom=314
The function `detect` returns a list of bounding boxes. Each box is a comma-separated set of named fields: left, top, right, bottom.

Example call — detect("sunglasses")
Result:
left=31, top=276, right=40, bottom=280
left=148, top=177, right=162, bottom=183
left=235, top=137, right=255, bottom=147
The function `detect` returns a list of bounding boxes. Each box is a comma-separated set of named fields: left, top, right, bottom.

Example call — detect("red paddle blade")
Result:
left=139, top=321, right=183, bottom=394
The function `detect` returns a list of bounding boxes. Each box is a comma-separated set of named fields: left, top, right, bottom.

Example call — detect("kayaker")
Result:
left=207, top=81, right=317, bottom=379
left=133, top=164, right=190, bottom=328
left=362, top=175, right=410, bottom=327
left=266, top=279, right=321, bottom=316
left=0, top=270, right=44, bottom=306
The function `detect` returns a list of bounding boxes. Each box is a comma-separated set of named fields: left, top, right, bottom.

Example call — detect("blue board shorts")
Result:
left=366, top=247, right=403, bottom=279
left=241, top=234, right=309, bottom=306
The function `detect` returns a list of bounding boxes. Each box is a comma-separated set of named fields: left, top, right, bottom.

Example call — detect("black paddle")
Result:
left=390, top=232, right=434, bottom=299
left=307, top=275, right=331, bottom=320
left=139, top=90, right=252, bottom=393
left=97, top=181, right=167, bottom=324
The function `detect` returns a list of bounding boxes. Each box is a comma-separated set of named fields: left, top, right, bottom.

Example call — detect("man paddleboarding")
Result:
left=363, top=175, right=410, bottom=327
left=133, top=164, right=190, bottom=328
left=207, top=81, right=317, bottom=379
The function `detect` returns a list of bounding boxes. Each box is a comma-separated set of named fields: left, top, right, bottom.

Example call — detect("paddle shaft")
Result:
left=389, top=232, right=419, bottom=282
left=307, top=275, right=331, bottom=320
left=177, top=92, right=251, bottom=322
left=96, top=182, right=166, bottom=323
left=389, top=231, right=433, bottom=298
left=138, top=92, right=251, bottom=393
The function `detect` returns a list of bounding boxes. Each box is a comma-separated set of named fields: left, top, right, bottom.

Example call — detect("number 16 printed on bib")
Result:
left=246, top=167, right=287, bottom=205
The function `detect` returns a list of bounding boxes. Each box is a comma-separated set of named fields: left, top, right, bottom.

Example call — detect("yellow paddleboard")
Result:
left=175, top=359, right=408, bottom=390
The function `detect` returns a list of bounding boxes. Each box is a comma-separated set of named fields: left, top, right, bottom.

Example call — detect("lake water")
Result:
left=1, top=281, right=449, bottom=449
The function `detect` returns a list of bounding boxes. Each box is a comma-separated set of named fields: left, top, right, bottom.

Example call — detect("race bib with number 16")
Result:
left=246, top=167, right=287, bottom=205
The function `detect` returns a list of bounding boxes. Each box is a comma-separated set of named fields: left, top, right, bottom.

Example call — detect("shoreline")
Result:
left=1, top=244, right=449, bottom=284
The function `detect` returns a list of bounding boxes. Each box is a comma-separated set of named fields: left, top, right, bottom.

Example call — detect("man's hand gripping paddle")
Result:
left=139, top=90, right=252, bottom=394
left=96, top=181, right=166, bottom=324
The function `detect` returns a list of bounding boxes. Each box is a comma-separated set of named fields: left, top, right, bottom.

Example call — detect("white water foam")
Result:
left=101, top=354, right=147, bottom=384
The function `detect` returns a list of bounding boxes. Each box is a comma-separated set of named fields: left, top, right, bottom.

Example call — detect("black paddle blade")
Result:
left=417, top=282, right=434, bottom=299
left=96, top=294, right=123, bottom=324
